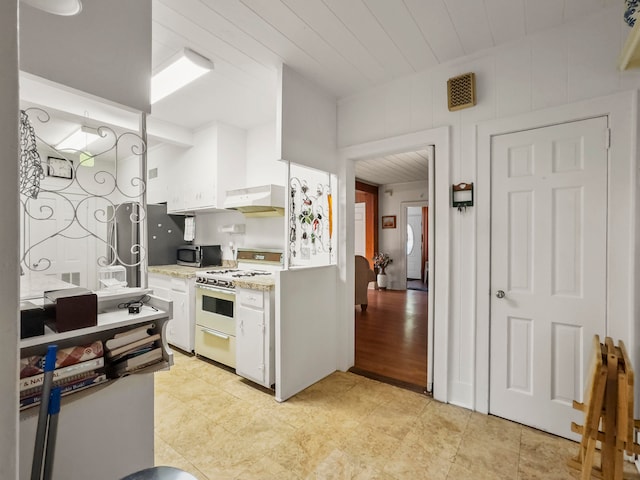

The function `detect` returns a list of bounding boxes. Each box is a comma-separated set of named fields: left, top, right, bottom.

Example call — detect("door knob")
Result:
left=496, top=290, right=505, bottom=299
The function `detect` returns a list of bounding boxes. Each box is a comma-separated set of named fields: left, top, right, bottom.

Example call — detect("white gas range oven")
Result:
left=194, top=248, right=282, bottom=382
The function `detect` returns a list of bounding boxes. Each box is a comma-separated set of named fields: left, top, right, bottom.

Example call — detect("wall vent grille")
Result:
left=447, top=72, right=476, bottom=111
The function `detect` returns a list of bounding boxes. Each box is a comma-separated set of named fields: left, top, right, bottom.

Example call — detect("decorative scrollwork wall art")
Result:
left=20, top=107, right=147, bottom=282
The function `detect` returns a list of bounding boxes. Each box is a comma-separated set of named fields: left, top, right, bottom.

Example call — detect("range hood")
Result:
left=223, top=184, right=286, bottom=217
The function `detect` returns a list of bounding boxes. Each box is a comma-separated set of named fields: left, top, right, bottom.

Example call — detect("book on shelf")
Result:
left=105, top=323, right=156, bottom=351
left=19, top=357, right=105, bottom=392
left=106, top=333, right=160, bottom=360
left=20, top=340, right=104, bottom=379
left=20, top=370, right=99, bottom=399
left=111, top=348, right=163, bottom=377
left=19, top=373, right=108, bottom=410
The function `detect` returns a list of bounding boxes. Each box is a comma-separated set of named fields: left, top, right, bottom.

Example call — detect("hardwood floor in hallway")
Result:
left=354, top=288, right=428, bottom=389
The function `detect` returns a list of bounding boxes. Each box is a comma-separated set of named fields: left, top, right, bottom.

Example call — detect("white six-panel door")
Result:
left=489, top=116, right=608, bottom=439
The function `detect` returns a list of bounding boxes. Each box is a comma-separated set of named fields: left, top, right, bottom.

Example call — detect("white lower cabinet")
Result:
left=236, top=287, right=274, bottom=388
left=148, top=273, right=195, bottom=352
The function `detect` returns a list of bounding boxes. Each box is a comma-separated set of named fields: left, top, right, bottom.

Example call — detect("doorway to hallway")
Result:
left=352, top=147, right=433, bottom=392
left=352, top=287, right=428, bottom=391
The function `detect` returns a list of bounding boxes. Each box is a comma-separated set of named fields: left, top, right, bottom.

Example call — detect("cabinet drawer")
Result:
left=238, top=289, right=264, bottom=309
left=195, top=326, right=236, bottom=368
left=170, top=277, right=188, bottom=293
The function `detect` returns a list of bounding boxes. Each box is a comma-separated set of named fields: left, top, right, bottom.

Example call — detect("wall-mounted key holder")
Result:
left=452, top=182, right=474, bottom=211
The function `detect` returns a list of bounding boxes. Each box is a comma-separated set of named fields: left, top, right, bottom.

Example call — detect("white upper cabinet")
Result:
left=164, top=122, right=247, bottom=214
left=146, top=144, right=186, bottom=205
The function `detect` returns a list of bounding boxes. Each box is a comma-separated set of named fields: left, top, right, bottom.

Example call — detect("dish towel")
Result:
left=184, top=217, right=195, bottom=242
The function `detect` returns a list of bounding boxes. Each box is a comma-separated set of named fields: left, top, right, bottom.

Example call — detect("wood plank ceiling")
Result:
left=152, top=0, right=614, bottom=128
left=150, top=0, right=615, bottom=181
left=355, top=149, right=430, bottom=186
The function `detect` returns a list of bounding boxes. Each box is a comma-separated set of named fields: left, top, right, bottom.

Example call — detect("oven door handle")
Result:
left=196, top=284, right=236, bottom=295
left=200, top=327, right=230, bottom=340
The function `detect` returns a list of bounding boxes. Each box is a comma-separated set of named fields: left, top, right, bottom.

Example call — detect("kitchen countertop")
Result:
left=234, top=276, right=276, bottom=291
left=147, top=263, right=236, bottom=279
left=149, top=263, right=276, bottom=290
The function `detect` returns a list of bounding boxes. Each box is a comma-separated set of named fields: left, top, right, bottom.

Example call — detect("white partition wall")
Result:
left=275, top=266, right=338, bottom=402
left=0, top=2, right=19, bottom=479
left=275, top=64, right=340, bottom=401
left=19, top=376, right=154, bottom=480
left=277, top=64, right=337, bottom=174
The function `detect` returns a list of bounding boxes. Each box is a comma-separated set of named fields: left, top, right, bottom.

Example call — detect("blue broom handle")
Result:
left=42, top=387, right=61, bottom=480
left=30, top=345, right=57, bottom=480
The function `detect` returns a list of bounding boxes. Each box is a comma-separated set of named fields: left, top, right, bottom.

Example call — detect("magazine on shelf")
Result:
left=19, top=357, right=105, bottom=392
left=105, top=323, right=156, bottom=351
left=19, top=373, right=108, bottom=409
left=106, top=334, right=160, bottom=360
left=112, top=348, right=163, bottom=377
left=20, top=340, right=104, bottom=379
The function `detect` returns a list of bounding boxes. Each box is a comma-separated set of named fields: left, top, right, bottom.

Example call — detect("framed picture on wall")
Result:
left=382, top=215, right=396, bottom=229
left=47, top=156, right=74, bottom=179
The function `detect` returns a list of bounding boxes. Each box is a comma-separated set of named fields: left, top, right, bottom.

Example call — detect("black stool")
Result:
left=120, top=466, right=198, bottom=480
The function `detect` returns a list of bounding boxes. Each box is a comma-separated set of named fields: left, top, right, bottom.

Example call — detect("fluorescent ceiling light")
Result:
left=151, top=48, right=213, bottom=104
left=21, top=0, right=82, bottom=16
left=56, top=126, right=101, bottom=152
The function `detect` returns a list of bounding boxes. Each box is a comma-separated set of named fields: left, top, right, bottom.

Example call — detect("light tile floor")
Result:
left=153, top=351, right=620, bottom=479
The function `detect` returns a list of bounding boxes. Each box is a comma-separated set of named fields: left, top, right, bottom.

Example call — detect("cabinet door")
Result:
left=168, top=289, right=189, bottom=351
left=167, top=187, right=185, bottom=214
left=149, top=274, right=192, bottom=352
left=236, top=304, right=265, bottom=385
left=184, top=185, right=216, bottom=210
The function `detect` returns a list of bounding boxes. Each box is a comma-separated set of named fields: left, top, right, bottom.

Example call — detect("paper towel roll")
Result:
left=184, top=217, right=195, bottom=242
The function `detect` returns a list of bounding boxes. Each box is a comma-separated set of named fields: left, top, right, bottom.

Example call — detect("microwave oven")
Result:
left=177, top=245, right=222, bottom=268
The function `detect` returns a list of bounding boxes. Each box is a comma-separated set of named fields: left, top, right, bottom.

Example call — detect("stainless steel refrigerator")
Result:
left=107, top=203, right=185, bottom=287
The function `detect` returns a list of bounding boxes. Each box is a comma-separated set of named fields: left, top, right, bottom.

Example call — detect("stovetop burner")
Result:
left=231, top=271, right=270, bottom=278
left=204, top=269, right=239, bottom=275
left=196, top=268, right=275, bottom=290
left=195, top=249, right=283, bottom=290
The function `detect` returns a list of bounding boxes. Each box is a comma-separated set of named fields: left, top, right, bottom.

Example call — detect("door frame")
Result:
left=340, top=128, right=449, bottom=399
left=401, top=200, right=429, bottom=290
left=475, top=90, right=638, bottom=414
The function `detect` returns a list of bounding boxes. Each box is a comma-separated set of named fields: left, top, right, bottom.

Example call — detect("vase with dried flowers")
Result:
left=373, top=252, right=392, bottom=289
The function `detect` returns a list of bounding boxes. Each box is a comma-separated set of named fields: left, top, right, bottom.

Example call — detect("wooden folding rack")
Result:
left=569, top=335, right=639, bottom=479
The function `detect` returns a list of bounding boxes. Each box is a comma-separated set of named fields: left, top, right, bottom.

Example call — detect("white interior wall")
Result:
left=0, top=2, right=18, bottom=477
left=215, top=123, right=247, bottom=207
left=19, top=0, right=152, bottom=113
left=338, top=5, right=639, bottom=408
left=246, top=121, right=286, bottom=187
left=377, top=181, right=428, bottom=290
left=194, top=210, right=284, bottom=259
left=277, top=64, right=338, bottom=173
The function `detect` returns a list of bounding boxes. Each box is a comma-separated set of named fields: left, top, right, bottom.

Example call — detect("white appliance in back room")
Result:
left=194, top=248, right=283, bottom=388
